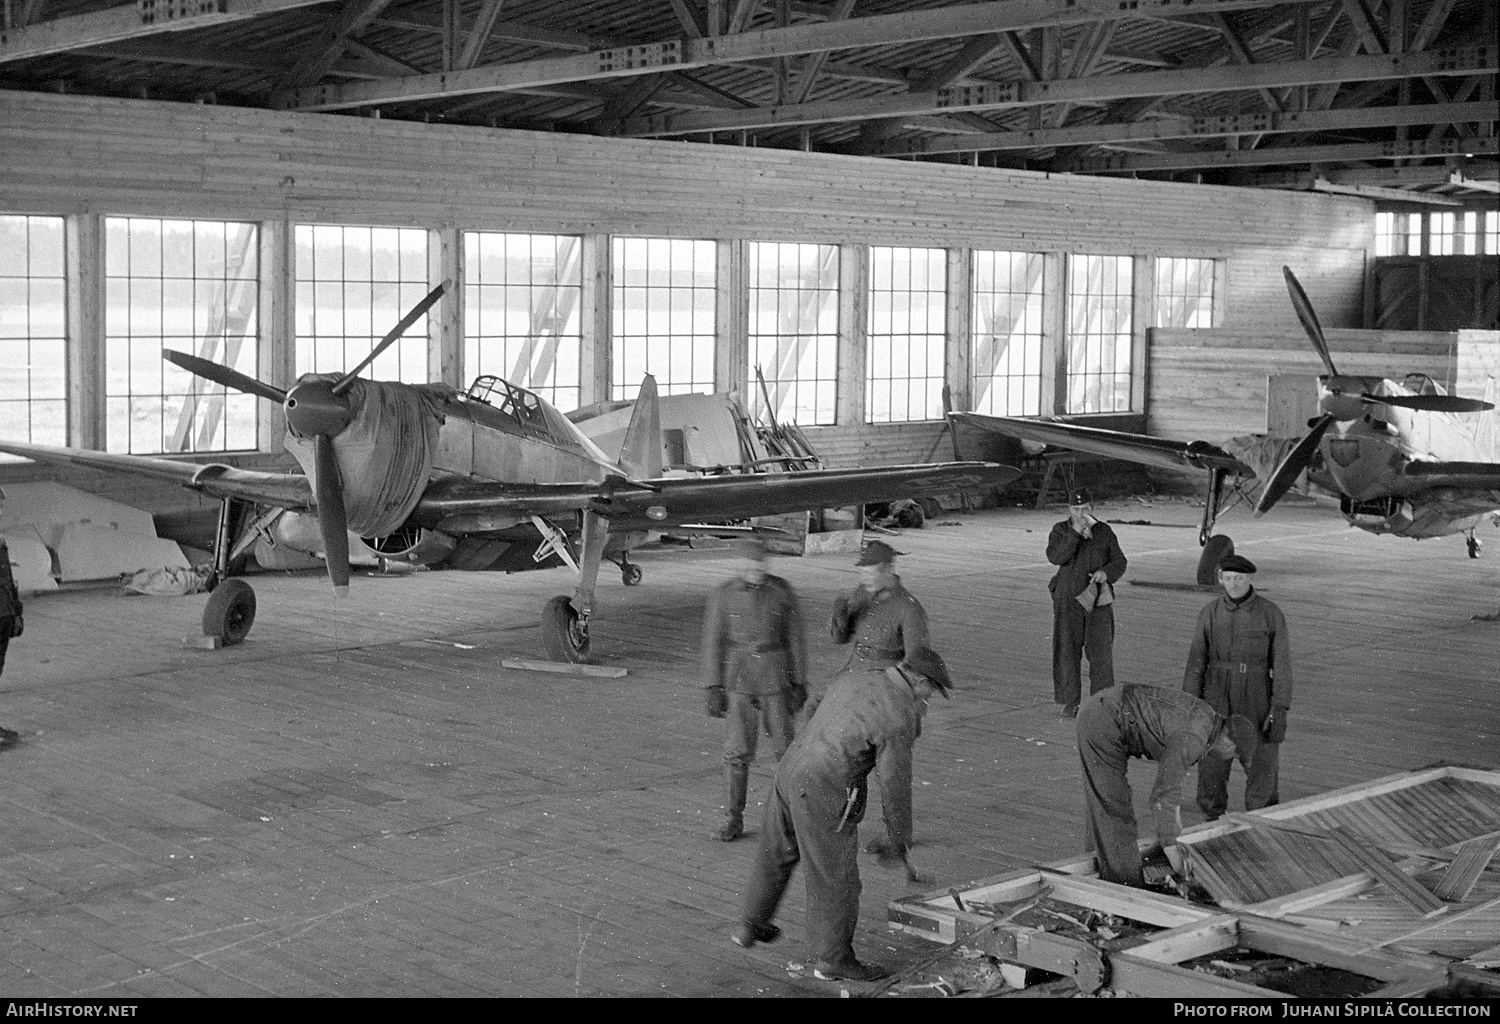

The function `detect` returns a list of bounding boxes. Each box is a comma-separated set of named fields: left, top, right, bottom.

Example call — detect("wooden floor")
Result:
left=0, top=496, right=1496, bottom=997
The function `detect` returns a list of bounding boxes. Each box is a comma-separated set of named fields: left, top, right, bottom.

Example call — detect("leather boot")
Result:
left=718, top=765, right=749, bottom=841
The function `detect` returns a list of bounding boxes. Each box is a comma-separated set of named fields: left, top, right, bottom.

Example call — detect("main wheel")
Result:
left=541, top=595, right=590, bottom=663
left=202, top=578, right=256, bottom=644
left=621, top=563, right=643, bottom=586
left=1195, top=535, right=1235, bottom=586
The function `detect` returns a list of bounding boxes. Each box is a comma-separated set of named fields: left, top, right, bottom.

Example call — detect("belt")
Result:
left=854, top=643, right=902, bottom=661
left=1210, top=661, right=1266, bottom=674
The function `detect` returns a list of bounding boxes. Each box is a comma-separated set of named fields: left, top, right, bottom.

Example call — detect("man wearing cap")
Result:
left=0, top=488, right=22, bottom=748
left=1183, top=554, right=1293, bottom=819
left=731, top=647, right=953, bottom=982
left=1047, top=488, right=1128, bottom=717
left=828, top=540, right=930, bottom=682
left=701, top=535, right=809, bottom=842
left=1077, top=683, right=1242, bottom=887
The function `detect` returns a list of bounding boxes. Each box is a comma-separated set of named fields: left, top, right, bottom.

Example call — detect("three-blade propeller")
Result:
left=1256, top=268, right=1494, bottom=517
left=165, top=280, right=450, bottom=593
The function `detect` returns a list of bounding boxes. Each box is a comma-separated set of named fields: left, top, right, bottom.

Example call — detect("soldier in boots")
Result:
left=701, top=535, right=808, bottom=841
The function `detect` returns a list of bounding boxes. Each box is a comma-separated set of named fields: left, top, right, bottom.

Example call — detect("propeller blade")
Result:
left=1363, top=393, right=1496, bottom=414
left=1281, top=266, right=1338, bottom=378
left=1255, top=413, right=1335, bottom=517
left=312, top=433, right=351, bottom=594
left=163, top=349, right=288, bottom=404
left=331, top=279, right=451, bottom=396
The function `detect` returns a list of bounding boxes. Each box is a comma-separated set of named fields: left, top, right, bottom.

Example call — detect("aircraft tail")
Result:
left=619, top=374, right=663, bottom=479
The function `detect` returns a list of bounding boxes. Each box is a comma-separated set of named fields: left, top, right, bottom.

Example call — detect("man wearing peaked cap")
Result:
left=1183, top=551, right=1294, bottom=820
left=731, top=643, right=951, bottom=981
left=826, top=540, right=929, bottom=695
left=1046, top=487, right=1128, bottom=718
left=701, top=533, right=809, bottom=842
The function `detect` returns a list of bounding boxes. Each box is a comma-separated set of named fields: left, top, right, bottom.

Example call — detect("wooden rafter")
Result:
left=457, top=0, right=507, bottom=71
left=667, top=0, right=703, bottom=39
left=606, top=46, right=1496, bottom=137
left=271, top=0, right=1335, bottom=112
left=277, top=0, right=398, bottom=90
left=1074, top=135, right=1499, bottom=173
left=791, top=0, right=855, bottom=105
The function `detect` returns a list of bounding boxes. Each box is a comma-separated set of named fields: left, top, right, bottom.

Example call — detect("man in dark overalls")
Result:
left=1183, top=554, right=1294, bottom=819
left=0, top=488, right=24, bottom=748
left=1047, top=488, right=1128, bottom=718
left=730, top=648, right=952, bottom=982
left=1077, top=684, right=1241, bottom=887
left=701, top=535, right=808, bottom=841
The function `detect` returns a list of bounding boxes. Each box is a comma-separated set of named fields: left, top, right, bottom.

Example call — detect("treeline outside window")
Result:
left=748, top=242, right=839, bottom=426
left=464, top=232, right=583, bottom=411
left=105, top=217, right=259, bottom=455
left=612, top=237, right=717, bottom=401
left=867, top=246, right=946, bottom=423
left=1375, top=210, right=1494, bottom=256
left=0, top=215, right=66, bottom=460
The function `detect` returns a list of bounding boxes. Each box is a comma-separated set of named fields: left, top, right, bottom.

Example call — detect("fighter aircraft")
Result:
left=951, top=267, right=1500, bottom=585
left=0, top=282, right=1016, bottom=661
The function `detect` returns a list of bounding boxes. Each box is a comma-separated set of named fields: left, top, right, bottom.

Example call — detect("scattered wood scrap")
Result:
left=1433, top=831, right=1500, bottom=902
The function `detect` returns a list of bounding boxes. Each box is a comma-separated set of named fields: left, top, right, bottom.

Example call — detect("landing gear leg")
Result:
left=201, top=498, right=258, bottom=644
left=1195, top=469, right=1232, bottom=586
left=539, top=510, right=608, bottom=662
left=1466, top=531, right=1482, bottom=558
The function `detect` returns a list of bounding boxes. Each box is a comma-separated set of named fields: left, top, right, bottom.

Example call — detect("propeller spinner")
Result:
left=164, top=279, right=450, bottom=593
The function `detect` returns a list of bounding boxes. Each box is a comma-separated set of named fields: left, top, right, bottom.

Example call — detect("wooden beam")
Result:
left=668, top=0, right=704, bottom=39
left=1410, top=0, right=1456, bottom=51
left=790, top=0, right=854, bottom=104
left=1213, top=12, right=1284, bottom=113
left=277, top=0, right=396, bottom=89
left=873, top=101, right=1497, bottom=156
left=1342, top=0, right=1388, bottom=54
left=608, top=46, right=1497, bottom=136
left=0, top=0, right=333, bottom=64
left=1313, top=178, right=1463, bottom=205
left=1074, top=134, right=1499, bottom=173
left=1432, top=831, right=1500, bottom=902
left=372, top=10, right=607, bottom=51
left=272, top=0, right=1334, bottom=111
left=456, top=0, right=506, bottom=71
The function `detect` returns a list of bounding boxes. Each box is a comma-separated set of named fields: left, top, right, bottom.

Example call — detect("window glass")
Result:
left=866, top=246, right=946, bottom=423
left=1154, top=257, right=1217, bottom=329
left=1065, top=254, right=1133, bottom=415
left=747, top=242, right=838, bottom=425
left=611, top=237, right=717, bottom=400
left=0, top=215, right=67, bottom=457
left=971, top=250, right=1043, bottom=417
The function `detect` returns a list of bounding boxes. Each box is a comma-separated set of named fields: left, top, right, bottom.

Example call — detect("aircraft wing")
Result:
left=950, top=412, right=1253, bottom=476
left=0, top=440, right=313, bottom=508
left=1401, top=461, right=1500, bottom=491
left=416, top=462, right=1019, bottom=531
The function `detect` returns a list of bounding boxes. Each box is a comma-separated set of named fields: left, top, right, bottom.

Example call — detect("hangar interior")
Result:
left=0, top=0, right=1497, bottom=1000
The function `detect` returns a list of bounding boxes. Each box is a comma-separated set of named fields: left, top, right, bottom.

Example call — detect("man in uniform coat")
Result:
left=1183, top=553, right=1293, bottom=819
left=730, top=647, right=952, bottom=982
left=1077, top=684, right=1241, bottom=887
left=0, top=488, right=23, bottom=748
left=702, top=535, right=808, bottom=841
left=1047, top=488, right=1128, bottom=717
left=829, top=540, right=930, bottom=676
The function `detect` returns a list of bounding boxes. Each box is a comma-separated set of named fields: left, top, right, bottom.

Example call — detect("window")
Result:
left=747, top=242, right=838, bottom=426
left=867, top=246, right=946, bottom=423
left=295, top=225, right=430, bottom=382
left=611, top=237, right=717, bottom=400
left=1375, top=212, right=1397, bottom=257
left=1065, top=254, right=1133, bottom=415
left=1459, top=212, right=1479, bottom=255
left=464, top=232, right=582, bottom=410
left=0, top=215, right=66, bottom=456
left=1155, top=257, right=1217, bottom=329
left=970, top=250, right=1043, bottom=417
left=105, top=217, right=258, bottom=454
left=1487, top=212, right=1498, bottom=256
left=1402, top=212, right=1422, bottom=256
left=1430, top=212, right=1455, bottom=256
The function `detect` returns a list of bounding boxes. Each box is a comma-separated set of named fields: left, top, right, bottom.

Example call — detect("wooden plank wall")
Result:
left=0, top=90, right=1375, bottom=487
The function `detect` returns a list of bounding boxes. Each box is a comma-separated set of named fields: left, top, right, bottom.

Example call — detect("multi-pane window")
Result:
left=105, top=217, right=259, bottom=454
left=464, top=232, right=582, bottom=410
left=295, top=225, right=430, bottom=382
left=1401, top=213, right=1422, bottom=256
left=611, top=237, right=716, bottom=400
left=1375, top=212, right=1397, bottom=257
left=1459, top=212, right=1479, bottom=255
left=1487, top=212, right=1498, bottom=255
left=747, top=243, right=838, bottom=425
left=970, top=250, right=1043, bottom=417
left=1430, top=212, right=1455, bottom=256
left=867, top=246, right=946, bottom=423
left=1155, top=257, right=1217, bottom=329
left=1065, top=254, right=1133, bottom=415
left=0, top=215, right=66, bottom=455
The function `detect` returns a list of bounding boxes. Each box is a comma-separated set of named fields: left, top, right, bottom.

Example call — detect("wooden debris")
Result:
left=1432, top=831, right=1500, bottom=902
left=500, top=657, right=628, bottom=678
left=1324, top=827, right=1448, bottom=919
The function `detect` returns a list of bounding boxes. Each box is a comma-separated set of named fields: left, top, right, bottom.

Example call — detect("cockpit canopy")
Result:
left=465, top=375, right=550, bottom=432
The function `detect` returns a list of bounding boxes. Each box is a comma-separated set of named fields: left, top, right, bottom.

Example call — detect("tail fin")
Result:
left=619, top=374, right=663, bottom=479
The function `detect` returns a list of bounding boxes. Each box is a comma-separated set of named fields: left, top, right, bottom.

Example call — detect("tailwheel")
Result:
left=202, top=578, right=257, bottom=645
left=620, top=561, right=643, bottom=586
left=541, top=595, right=591, bottom=663
left=1466, top=533, right=1482, bottom=559
left=1195, top=535, right=1235, bottom=586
